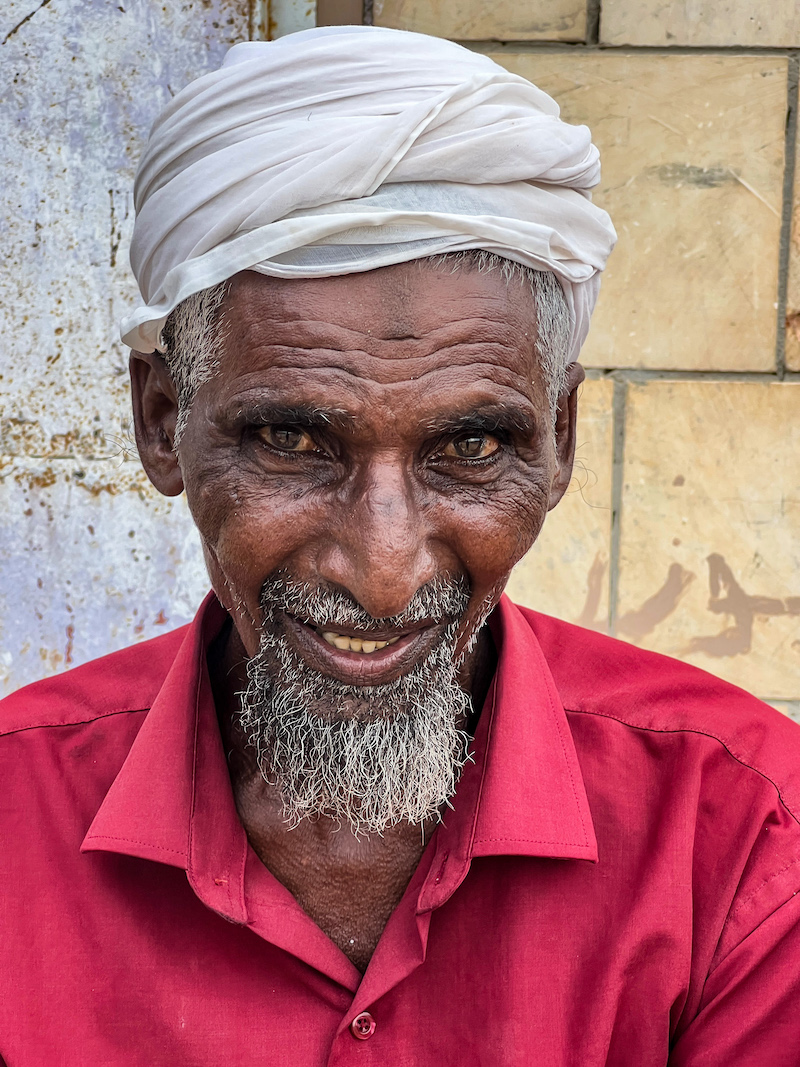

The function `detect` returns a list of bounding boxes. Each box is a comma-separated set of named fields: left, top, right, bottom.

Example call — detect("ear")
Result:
left=548, top=361, right=585, bottom=511
left=129, top=351, right=185, bottom=497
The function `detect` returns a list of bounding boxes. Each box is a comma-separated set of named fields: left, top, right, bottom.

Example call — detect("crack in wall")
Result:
left=2, top=0, right=53, bottom=46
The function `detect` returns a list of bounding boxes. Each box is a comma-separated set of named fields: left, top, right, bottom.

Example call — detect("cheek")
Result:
left=183, top=458, right=321, bottom=620
left=447, top=476, right=550, bottom=658
left=443, top=473, right=552, bottom=595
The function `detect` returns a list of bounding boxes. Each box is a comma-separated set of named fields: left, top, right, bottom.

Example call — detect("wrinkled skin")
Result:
left=131, top=262, right=583, bottom=970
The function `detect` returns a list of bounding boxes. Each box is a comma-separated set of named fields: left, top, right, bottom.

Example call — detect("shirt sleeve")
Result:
left=669, top=891, right=800, bottom=1066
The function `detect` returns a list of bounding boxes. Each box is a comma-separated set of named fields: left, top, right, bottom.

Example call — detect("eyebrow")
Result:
left=230, top=400, right=537, bottom=439
left=233, top=402, right=355, bottom=432
left=425, top=406, right=538, bottom=438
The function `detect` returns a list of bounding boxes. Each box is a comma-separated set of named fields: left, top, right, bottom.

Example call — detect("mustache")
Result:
left=258, top=572, right=471, bottom=633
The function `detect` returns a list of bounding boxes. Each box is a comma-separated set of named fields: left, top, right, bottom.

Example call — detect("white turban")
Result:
left=120, top=25, right=616, bottom=364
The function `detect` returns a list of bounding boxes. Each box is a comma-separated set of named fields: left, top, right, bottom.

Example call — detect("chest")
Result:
left=254, top=842, right=423, bottom=971
left=1, top=850, right=694, bottom=1067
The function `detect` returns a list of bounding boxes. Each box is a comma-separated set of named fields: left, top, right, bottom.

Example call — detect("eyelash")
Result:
left=432, top=448, right=505, bottom=473
left=433, top=430, right=508, bottom=461
left=249, top=425, right=508, bottom=468
left=248, top=426, right=326, bottom=460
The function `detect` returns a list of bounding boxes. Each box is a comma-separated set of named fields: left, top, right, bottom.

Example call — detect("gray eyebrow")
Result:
left=424, top=406, right=537, bottom=438
left=235, top=402, right=355, bottom=432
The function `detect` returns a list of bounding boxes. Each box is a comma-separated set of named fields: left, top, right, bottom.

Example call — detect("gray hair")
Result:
left=239, top=571, right=476, bottom=835
left=161, top=251, right=571, bottom=445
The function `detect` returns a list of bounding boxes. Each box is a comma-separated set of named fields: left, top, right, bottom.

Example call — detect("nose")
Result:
left=316, top=456, right=438, bottom=619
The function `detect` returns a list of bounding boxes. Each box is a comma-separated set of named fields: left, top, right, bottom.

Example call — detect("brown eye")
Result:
left=443, top=434, right=500, bottom=460
left=257, top=425, right=317, bottom=452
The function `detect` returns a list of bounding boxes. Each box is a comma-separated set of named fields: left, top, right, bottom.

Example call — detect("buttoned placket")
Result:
left=320, top=682, right=498, bottom=1064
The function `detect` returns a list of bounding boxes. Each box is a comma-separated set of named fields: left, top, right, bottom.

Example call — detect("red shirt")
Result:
left=2, top=592, right=800, bottom=1066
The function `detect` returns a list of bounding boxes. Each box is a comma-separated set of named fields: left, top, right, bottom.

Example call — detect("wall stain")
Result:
left=575, top=552, right=608, bottom=632
left=617, top=563, right=695, bottom=641
left=650, top=163, right=735, bottom=188
left=108, top=189, right=124, bottom=269
left=74, top=479, right=122, bottom=497
left=687, top=553, right=800, bottom=658
left=13, top=467, right=57, bottom=490
left=2, top=0, right=52, bottom=46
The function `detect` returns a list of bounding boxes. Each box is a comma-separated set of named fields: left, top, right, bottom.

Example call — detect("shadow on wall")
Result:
left=577, top=553, right=800, bottom=659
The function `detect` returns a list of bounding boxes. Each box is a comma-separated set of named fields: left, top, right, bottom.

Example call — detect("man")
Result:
left=1, top=25, right=799, bottom=1066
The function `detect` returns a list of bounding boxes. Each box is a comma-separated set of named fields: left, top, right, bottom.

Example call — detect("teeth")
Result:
left=320, top=631, right=401, bottom=653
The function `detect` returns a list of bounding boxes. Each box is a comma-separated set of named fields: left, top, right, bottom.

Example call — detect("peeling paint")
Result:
left=1, top=0, right=248, bottom=457
left=0, top=458, right=209, bottom=694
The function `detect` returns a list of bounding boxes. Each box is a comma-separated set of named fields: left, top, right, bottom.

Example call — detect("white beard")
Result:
left=237, top=574, right=475, bottom=835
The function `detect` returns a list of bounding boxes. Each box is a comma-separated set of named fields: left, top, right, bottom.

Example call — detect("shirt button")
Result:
left=350, top=1012, right=376, bottom=1040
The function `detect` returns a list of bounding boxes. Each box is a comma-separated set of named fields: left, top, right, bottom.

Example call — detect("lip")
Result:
left=280, top=611, right=448, bottom=685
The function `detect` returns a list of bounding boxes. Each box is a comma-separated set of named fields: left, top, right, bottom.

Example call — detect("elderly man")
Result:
left=2, top=25, right=799, bottom=1067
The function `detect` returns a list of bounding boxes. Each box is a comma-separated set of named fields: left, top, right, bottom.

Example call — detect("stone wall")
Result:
left=3, top=0, right=799, bottom=720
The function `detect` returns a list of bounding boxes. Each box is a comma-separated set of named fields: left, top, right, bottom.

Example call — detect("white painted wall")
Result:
left=0, top=0, right=249, bottom=694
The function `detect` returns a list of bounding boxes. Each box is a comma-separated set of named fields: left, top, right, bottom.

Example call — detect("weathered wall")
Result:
left=0, top=0, right=248, bottom=692
left=3, top=0, right=800, bottom=721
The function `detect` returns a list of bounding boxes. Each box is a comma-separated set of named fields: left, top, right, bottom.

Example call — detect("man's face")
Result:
left=133, top=261, right=580, bottom=829
left=172, top=263, right=576, bottom=678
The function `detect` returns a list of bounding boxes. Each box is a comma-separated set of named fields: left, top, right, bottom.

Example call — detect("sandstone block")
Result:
left=374, top=0, right=585, bottom=42
left=494, top=54, right=787, bottom=373
left=601, top=1, right=800, bottom=48
left=617, top=381, right=800, bottom=700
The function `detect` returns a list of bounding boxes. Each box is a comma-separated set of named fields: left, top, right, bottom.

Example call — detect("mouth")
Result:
left=317, top=628, right=402, bottom=654
left=279, top=612, right=449, bottom=685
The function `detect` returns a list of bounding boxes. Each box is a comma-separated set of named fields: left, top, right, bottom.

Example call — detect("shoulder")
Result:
left=517, top=604, right=800, bottom=820
left=0, top=625, right=189, bottom=737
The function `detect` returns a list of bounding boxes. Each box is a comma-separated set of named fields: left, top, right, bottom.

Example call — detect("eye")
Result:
left=256, top=425, right=318, bottom=453
left=442, top=433, right=501, bottom=460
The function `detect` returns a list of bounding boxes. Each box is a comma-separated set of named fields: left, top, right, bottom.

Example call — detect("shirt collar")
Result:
left=473, top=595, right=597, bottom=860
left=415, top=595, right=597, bottom=912
left=82, top=592, right=249, bottom=923
left=83, top=591, right=597, bottom=912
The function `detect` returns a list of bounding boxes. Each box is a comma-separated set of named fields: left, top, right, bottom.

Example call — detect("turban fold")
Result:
left=121, top=26, right=616, bottom=364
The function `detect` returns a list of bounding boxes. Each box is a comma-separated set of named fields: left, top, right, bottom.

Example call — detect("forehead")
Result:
left=213, top=263, right=546, bottom=424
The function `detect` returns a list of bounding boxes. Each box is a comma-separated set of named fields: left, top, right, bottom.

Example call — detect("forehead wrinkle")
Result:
left=262, top=340, right=536, bottom=387
left=235, top=306, right=533, bottom=361
left=225, top=265, right=541, bottom=367
left=374, top=312, right=534, bottom=355
left=412, top=377, right=537, bottom=410
left=225, top=356, right=540, bottom=419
